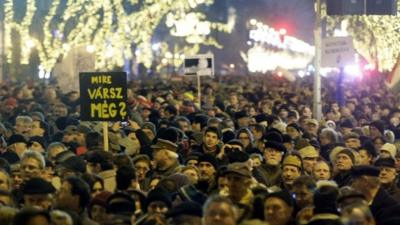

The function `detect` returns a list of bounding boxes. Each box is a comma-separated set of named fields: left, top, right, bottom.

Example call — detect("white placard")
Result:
left=184, top=54, right=214, bottom=76
left=322, top=36, right=355, bottom=67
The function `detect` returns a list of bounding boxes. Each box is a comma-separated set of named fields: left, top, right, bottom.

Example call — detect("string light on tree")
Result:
left=4, top=0, right=234, bottom=72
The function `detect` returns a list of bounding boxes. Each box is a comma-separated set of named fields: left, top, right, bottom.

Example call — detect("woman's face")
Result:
left=92, top=181, right=103, bottom=197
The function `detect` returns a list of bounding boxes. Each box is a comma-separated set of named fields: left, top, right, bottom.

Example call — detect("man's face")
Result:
left=313, top=162, right=330, bottom=181
left=147, top=201, right=168, bottom=215
left=183, top=168, right=199, bottom=184
left=178, top=121, right=191, bottom=132
left=76, top=132, right=86, bottom=146
left=282, top=165, right=301, bottom=186
left=24, top=194, right=53, bottom=210
left=264, top=197, right=293, bottom=225
left=358, top=150, right=372, bottom=165
left=15, top=120, right=32, bottom=136
left=203, top=132, right=219, bottom=149
left=91, top=204, right=107, bottom=222
left=152, top=149, right=169, bottom=168
left=198, top=162, right=216, bottom=181
left=345, top=138, right=361, bottom=150
left=305, top=123, right=318, bottom=135
left=204, top=202, right=236, bottom=225
left=21, top=158, right=42, bottom=181
left=192, top=123, right=201, bottom=132
left=62, top=132, right=76, bottom=143
left=238, top=117, right=250, bottom=128
left=335, top=153, right=353, bottom=171
left=264, top=148, right=282, bottom=166
left=292, top=185, right=313, bottom=209
left=142, top=128, right=155, bottom=141
left=370, top=126, right=382, bottom=139
left=380, top=150, right=392, bottom=159
left=303, top=157, right=318, bottom=174
left=56, top=181, right=78, bottom=210
left=30, top=121, right=44, bottom=137
left=286, top=127, right=300, bottom=139
left=186, top=159, right=199, bottom=167
left=379, top=167, right=397, bottom=184
left=48, top=146, right=65, bottom=161
left=30, top=142, right=45, bottom=153
left=226, top=173, right=248, bottom=198
left=134, top=161, right=150, bottom=181
left=238, top=133, right=251, bottom=148
left=13, top=142, right=28, bottom=157
left=0, top=171, right=10, bottom=191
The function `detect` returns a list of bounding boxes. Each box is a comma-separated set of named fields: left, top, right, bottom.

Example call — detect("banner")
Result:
left=79, top=72, right=127, bottom=121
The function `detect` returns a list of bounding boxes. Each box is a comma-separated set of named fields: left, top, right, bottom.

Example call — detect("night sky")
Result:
left=207, top=0, right=316, bottom=72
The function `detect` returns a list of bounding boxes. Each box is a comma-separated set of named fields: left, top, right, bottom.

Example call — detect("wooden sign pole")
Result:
left=103, top=122, right=109, bottom=151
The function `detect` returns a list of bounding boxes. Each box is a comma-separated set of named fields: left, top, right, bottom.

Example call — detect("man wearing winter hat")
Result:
left=351, top=165, right=400, bottom=224
left=332, top=148, right=356, bottom=187
left=264, top=190, right=295, bottom=225
left=166, top=201, right=202, bottom=225
left=197, top=154, right=219, bottom=194
left=375, top=157, right=400, bottom=201
left=281, top=154, right=303, bottom=191
left=135, top=187, right=172, bottom=225
left=256, top=141, right=286, bottom=187
left=379, top=143, right=397, bottom=159
left=298, top=145, right=319, bottom=175
left=22, top=177, right=56, bottom=210
left=223, top=162, right=254, bottom=206
left=308, top=181, right=341, bottom=225
left=304, top=119, right=319, bottom=138
left=370, top=120, right=385, bottom=139
left=151, top=139, right=180, bottom=178
left=344, top=132, right=361, bottom=150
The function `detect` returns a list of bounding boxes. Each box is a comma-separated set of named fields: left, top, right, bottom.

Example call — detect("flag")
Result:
left=386, top=55, right=400, bottom=91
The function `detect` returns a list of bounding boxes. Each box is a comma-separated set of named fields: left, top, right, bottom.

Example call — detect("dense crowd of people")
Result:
left=0, top=73, right=400, bottom=225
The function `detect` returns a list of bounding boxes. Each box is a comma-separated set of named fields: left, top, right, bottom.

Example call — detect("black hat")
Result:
left=337, top=186, right=365, bottom=204
left=340, top=119, right=354, bottom=129
left=77, top=124, right=92, bottom=135
left=106, top=192, right=136, bottom=216
left=370, top=120, right=385, bottom=135
left=263, top=131, right=283, bottom=143
left=222, top=130, right=235, bottom=143
left=375, top=157, right=396, bottom=168
left=193, top=114, right=209, bottom=128
left=360, top=141, right=377, bottom=157
left=287, top=111, right=298, bottom=118
left=166, top=201, right=202, bottom=218
left=254, top=114, right=269, bottom=123
left=265, top=190, right=294, bottom=207
left=22, top=177, right=56, bottom=195
left=235, top=110, right=248, bottom=120
left=145, top=188, right=172, bottom=210
left=282, top=134, right=292, bottom=144
left=198, top=154, right=219, bottom=170
left=185, top=152, right=202, bottom=164
left=7, top=134, right=26, bottom=146
left=178, top=185, right=208, bottom=205
left=287, top=123, right=302, bottom=132
left=313, top=184, right=339, bottom=215
left=60, top=156, right=86, bottom=174
left=264, top=141, right=286, bottom=154
left=350, top=165, right=380, bottom=178
left=227, top=151, right=249, bottom=163
left=28, top=136, right=46, bottom=149
left=54, top=150, right=75, bottom=164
